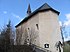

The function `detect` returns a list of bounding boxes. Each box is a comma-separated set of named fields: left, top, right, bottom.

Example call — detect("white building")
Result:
left=15, top=3, right=63, bottom=52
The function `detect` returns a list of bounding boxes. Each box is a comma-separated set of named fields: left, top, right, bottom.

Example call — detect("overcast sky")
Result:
left=0, top=0, right=70, bottom=41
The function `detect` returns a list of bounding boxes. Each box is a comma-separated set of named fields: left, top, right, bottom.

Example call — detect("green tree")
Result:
left=0, top=20, right=15, bottom=45
left=63, top=42, right=70, bottom=52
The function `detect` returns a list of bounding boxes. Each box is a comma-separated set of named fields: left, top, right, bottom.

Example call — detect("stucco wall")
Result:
left=16, top=13, right=40, bottom=45
left=16, top=10, right=63, bottom=52
left=16, top=25, right=22, bottom=44
left=26, top=13, right=40, bottom=46
left=39, top=10, right=63, bottom=52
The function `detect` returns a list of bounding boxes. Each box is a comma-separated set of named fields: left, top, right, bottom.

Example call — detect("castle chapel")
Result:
left=15, top=3, right=63, bottom=52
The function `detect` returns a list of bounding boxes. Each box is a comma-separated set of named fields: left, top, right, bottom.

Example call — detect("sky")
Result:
left=0, top=0, right=70, bottom=41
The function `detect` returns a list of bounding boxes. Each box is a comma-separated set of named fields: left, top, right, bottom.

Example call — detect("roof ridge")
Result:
left=15, top=3, right=59, bottom=27
left=37, top=3, right=52, bottom=11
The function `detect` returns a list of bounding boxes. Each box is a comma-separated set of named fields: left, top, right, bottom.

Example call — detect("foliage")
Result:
left=0, top=20, right=15, bottom=45
left=63, top=42, right=70, bottom=52
left=60, top=23, right=70, bottom=52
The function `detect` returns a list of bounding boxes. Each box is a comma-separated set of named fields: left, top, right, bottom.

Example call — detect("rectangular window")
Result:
left=44, top=44, right=49, bottom=48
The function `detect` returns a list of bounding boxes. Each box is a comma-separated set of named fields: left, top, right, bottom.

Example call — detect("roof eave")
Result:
left=15, top=8, right=60, bottom=28
left=50, top=8, right=60, bottom=15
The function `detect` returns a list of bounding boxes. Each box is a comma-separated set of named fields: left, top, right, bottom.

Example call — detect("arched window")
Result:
left=36, top=24, right=39, bottom=30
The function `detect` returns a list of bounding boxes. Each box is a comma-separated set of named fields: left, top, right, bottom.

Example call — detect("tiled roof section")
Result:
left=37, top=3, right=51, bottom=11
left=15, top=3, right=60, bottom=27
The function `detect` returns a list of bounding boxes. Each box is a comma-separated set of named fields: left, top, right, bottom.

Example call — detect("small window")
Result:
left=27, top=39, right=29, bottom=41
left=44, top=44, right=49, bottom=48
left=36, top=24, right=39, bottom=30
left=28, top=28, right=29, bottom=30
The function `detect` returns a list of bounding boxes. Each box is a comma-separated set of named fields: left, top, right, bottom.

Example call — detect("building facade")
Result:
left=15, top=3, right=63, bottom=52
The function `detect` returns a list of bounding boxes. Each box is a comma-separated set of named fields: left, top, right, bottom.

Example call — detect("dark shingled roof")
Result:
left=37, top=3, right=51, bottom=11
left=15, top=3, right=60, bottom=27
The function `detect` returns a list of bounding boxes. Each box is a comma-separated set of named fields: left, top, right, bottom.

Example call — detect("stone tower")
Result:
left=15, top=3, right=63, bottom=52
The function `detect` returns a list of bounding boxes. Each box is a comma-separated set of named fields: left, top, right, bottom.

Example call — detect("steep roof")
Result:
left=15, top=3, right=60, bottom=27
left=37, top=3, right=51, bottom=11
